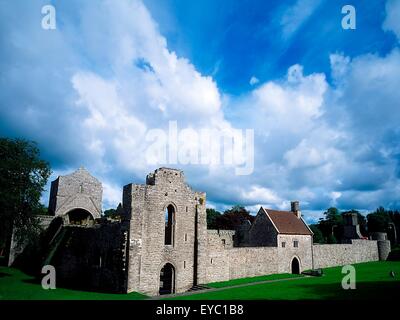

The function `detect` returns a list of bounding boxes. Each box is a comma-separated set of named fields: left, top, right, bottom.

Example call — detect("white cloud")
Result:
left=2, top=0, right=400, bottom=214
left=103, top=182, right=123, bottom=209
left=252, top=64, right=327, bottom=125
left=249, top=76, right=259, bottom=86
left=383, top=0, right=400, bottom=41
left=240, top=185, right=282, bottom=204
left=280, top=0, right=323, bottom=40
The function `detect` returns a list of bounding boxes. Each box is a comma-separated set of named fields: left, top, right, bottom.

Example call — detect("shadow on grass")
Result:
left=293, top=280, right=400, bottom=300
left=22, top=277, right=41, bottom=285
left=0, top=272, right=11, bottom=278
left=22, top=276, right=133, bottom=297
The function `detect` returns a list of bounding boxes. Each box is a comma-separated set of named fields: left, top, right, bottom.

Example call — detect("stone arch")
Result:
left=65, top=208, right=95, bottom=226
left=159, top=262, right=176, bottom=295
left=162, top=201, right=178, bottom=213
left=291, top=256, right=301, bottom=274
left=164, top=203, right=176, bottom=246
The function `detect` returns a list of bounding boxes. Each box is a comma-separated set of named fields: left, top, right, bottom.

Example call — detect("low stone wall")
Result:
left=205, top=240, right=278, bottom=283
left=205, top=232, right=381, bottom=284
left=205, top=230, right=235, bottom=283
left=313, top=240, right=379, bottom=269
left=228, top=247, right=278, bottom=280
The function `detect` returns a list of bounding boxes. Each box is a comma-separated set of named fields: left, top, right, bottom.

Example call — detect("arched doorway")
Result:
left=291, top=257, right=300, bottom=274
left=159, top=263, right=175, bottom=295
left=67, top=209, right=94, bottom=226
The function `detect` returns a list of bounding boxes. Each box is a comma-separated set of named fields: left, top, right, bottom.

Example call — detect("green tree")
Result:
left=0, top=138, right=51, bottom=258
left=367, top=207, right=392, bottom=233
left=103, top=203, right=124, bottom=220
left=318, top=207, right=343, bottom=242
left=104, top=208, right=117, bottom=217
left=215, top=205, right=255, bottom=230
left=206, top=208, right=221, bottom=229
left=327, top=234, right=337, bottom=244
left=309, top=224, right=325, bottom=243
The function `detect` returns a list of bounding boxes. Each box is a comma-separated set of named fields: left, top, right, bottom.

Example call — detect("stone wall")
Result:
left=205, top=229, right=279, bottom=283
left=8, top=215, right=55, bottom=266
left=313, top=239, right=380, bottom=269
left=9, top=167, right=388, bottom=296
left=248, top=208, right=278, bottom=246
left=228, top=247, right=278, bottom=280
left=48, top=167, right=102, bottom=219
left=205, top=233, right=381, bottom=285
left=124, top=168, right=208, bottom=296
left=205, top=230, right=235, bottom=283
left=51, top=222, right=128, bottom=293
left=277, top=234, right=313, bottom=273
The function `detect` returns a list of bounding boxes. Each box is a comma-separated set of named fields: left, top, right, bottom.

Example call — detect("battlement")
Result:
left=146, top=167, right=184, bottom=186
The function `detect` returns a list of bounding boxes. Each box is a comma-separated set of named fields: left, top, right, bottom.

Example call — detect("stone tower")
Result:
left=48, top=167, right=102, bottom=225
left=342, top=212, right=363, bottom=243
left=123, top=168, right=208, bottom=296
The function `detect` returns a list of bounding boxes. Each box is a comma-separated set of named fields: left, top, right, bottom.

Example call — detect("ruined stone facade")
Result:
left=49, top=167, right=102, bottom=223
left=123, top=168, right=208, bottom=295
left=8, top=167, right=391, bottom=296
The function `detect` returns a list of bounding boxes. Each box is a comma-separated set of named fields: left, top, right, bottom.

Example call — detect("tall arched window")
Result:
left=164, top=205, right=175, bottom=245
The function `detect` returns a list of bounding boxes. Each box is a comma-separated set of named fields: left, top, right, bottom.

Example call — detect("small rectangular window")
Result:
left=222, top=239, right=226, bottom=246
left=282, top=242, right=286, bottom=248
left=211, top=258, right=213, bottom=264
left=184, top=261, right=186, bottom=269
left=185, top=233, right=187, bottom=241
left=294, top=240, right=299, bottom=248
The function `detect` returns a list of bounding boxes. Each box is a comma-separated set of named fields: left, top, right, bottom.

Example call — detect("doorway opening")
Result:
left=291, top=257, right=300, bottom=274
left=159, top=263, right=175, bottom=295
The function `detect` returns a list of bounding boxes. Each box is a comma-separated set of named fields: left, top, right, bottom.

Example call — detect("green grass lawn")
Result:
left=207, top=273, right=303, bottom=288
left=2, top=261, right=399, bottom=300
left=0, top=267, right=147, bottom=300
left=169, top=261, right=400, bottom=300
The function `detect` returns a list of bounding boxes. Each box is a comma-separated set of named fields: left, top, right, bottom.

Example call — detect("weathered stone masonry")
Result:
left=122, top=168, right=389, bottom=295
left=123, top=168, right=208, bottom=295
left=8, top=167, right=391, bottom=296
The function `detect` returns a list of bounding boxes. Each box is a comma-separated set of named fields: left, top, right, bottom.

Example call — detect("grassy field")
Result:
left=1, top=261, right=399, bottom=300
left=170, top=261, right=400, bottom=300
left=0, top=267, right=147, bottom=300
left=207, top=273, right=303, bottom=288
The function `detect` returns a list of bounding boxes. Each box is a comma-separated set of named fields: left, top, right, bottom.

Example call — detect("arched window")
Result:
left=164, top=205, right=175, bottom=245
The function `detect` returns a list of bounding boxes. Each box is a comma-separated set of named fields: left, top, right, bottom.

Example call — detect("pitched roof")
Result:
left=262, top=207, right=313, bottom=235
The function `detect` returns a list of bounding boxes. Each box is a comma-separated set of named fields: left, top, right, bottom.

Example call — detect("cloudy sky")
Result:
left=1, top=0, right=399, bottom=223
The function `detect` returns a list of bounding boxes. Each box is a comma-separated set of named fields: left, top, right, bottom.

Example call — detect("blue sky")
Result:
left=1, top=0, right=400, bottom=223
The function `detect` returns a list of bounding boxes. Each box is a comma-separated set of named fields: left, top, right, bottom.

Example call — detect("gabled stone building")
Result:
left=8, top=167, right=391, bottom=296
left=48, top=167, right=102, bottom=224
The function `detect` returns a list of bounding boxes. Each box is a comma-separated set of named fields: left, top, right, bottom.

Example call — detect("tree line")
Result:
left=309, top=207, right=400, bottom=244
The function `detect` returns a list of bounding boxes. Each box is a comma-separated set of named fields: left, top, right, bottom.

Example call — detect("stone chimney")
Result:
left=291, top=201, right=301, bottom=219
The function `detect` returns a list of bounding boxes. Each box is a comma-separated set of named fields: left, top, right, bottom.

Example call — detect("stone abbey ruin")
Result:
left=8, top=167, right=391, bottom=296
